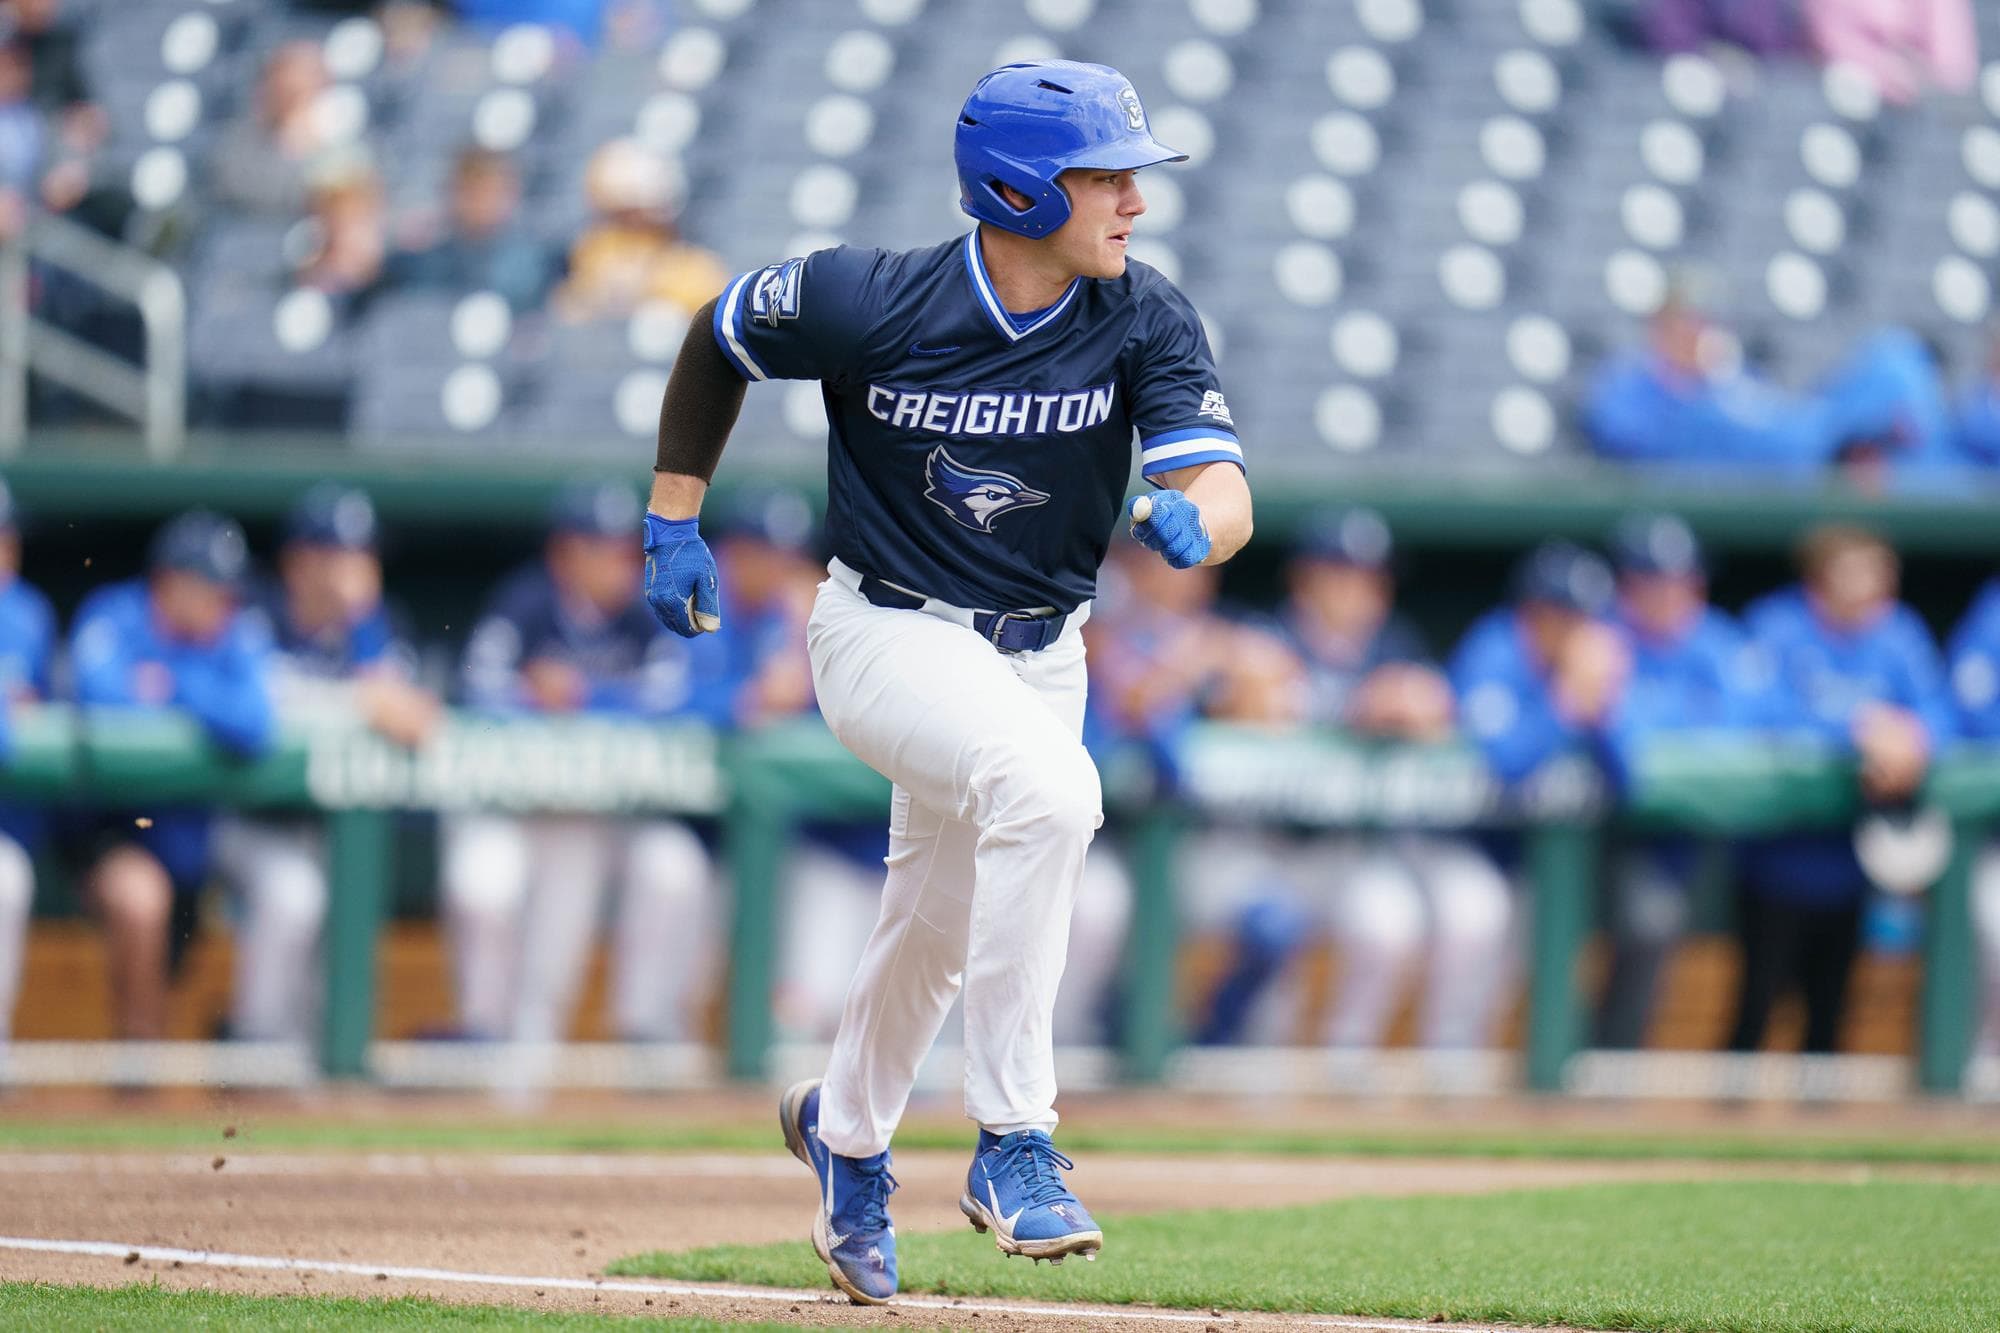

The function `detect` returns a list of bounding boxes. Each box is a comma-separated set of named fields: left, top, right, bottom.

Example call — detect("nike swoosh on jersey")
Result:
left=908, top=342, right=960, bottom=358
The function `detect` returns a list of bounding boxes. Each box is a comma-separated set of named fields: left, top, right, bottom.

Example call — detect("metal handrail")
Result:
left=0, top=212, right=186, bottom=459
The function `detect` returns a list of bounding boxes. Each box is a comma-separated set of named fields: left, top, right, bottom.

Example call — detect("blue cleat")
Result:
left=779, top=1078, right=899, bottom=1304
left=960, top=1129, right=1104, bottom=1264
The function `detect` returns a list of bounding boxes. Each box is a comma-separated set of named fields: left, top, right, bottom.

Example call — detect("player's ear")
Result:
left=996, top=182, right=1034, bottom=213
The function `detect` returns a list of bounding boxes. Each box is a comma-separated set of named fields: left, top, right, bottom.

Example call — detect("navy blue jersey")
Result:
left=460, top=563, right=719, bottom=719
left=713, top=235, right=1242, bottom=614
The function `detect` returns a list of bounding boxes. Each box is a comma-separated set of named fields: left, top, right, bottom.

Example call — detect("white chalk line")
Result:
left=0, top=1152, right=800, bottom=1179
left=0, top=1235, right=1515, bottom=1331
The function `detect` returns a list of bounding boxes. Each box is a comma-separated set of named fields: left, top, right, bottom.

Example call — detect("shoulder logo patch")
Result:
left=923, top=446, right=1051, bottom=533
left=1197, top=390, right=1234, bottom=426
left=750, top=258, right=805, bottom=327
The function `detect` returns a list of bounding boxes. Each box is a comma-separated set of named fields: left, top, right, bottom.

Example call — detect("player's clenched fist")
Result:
left=1127, top=491, right=1211, bottom=569
left=643, top=512, right=722, bottom=636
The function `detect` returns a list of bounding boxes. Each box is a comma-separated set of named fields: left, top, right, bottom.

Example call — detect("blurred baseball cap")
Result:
left=549, top=480, right=642, bottom=538
left=1510, top=539, right=1613, bottom=615
left=712, top=485, right=818, bottom=553
left=1608, top=512, right=1704, bottom=578
left=149, top=509, right=250, bottom=588
left=285, top=483, right=380, bottom=550
left=1294, top=506, right=1393, bottom=570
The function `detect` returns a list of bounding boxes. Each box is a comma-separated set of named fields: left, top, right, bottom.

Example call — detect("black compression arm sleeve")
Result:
left=654, top=296, right=749, bottom=481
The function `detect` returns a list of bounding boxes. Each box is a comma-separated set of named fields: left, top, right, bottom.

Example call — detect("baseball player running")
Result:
left=640, top=62, right=1251, bottom=1302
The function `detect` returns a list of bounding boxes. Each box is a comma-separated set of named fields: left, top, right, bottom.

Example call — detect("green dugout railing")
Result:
left=0, top=706, right=1989, bottom=1093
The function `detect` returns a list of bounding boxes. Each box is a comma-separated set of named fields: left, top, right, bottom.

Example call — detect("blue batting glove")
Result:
left=1128, top=491, right=1211, bottom=570
left=643, top=512, right=722, bottom=637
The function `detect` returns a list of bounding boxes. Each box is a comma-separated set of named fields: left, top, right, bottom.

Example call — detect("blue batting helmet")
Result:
left=955, top=61, right=1186, bottom=239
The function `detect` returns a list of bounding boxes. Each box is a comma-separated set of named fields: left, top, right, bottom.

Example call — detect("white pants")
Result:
left=212, top=818, right=330, bottom=1043
left=807, top=564, right=1102, bottom=1157
left=1181, top=829, right=1516, bottom=1049
left=441, top=814, right=714, bottom=1043
left=1974, top=847, right=2000, bottom=1057
left=0, top=833, right=32, bottom=1046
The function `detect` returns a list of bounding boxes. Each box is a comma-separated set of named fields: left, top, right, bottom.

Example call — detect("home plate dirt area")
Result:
left=1, top=1093, right=1994, bottom=1331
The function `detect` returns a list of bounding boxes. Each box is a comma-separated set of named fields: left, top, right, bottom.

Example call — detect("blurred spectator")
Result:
left=1640, top=0, right=1805, bottom=58
left=0, top=38, right=42, bottom=240
left=0, top=479, right=54, bottom=1057
left=1587, top=295, right=1952, bottom=476
left=1256, top=510, right=1514, bottom=1052
left=1803, top=0, right=1976, bottom=105
left=553, top=138, right=725, bottom=323
left=1735, top=525, right=1953, bottom=1053
left=5, top=0, right=104, bottom=155
left=212, top=42, right=340, bottom=217
left=1593, top=514, right=1761, bottom=1048
left=214, top=485, right=438, bottom=1044
left=293, top=162, right=387, bottom=304
left=386, top=148, right=562, bottom=313
left=1945, top=578, right=2000, bottom=1058
left=69, top=512, right=274, bottom=1039
left=442, top=482, right=721, bottom=1052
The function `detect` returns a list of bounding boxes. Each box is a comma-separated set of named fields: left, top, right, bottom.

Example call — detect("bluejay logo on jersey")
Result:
left=751, top=259, right=804, bottom=327
left=923, top=447, right=1051, bottom=533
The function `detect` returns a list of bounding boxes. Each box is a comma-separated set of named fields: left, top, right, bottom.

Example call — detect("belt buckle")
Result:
left=985, top=610, right=1037, bottom=652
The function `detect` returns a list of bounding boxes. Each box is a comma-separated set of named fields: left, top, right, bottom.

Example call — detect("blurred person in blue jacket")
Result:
left=1586, top=294, right=1951, bottom=477
left=1206, top=510, right=1514, bottom=1051
left=442, top=481, right=722, bottom=1050
left=1952, top=332, right=2000, bottom=472
left=1593, top=514, right=1763, bottom=1048
left=1944, top=578, right=2000, bottom=1059
left=0, top=480, right=54, bottom=1056
left=1735, top=525, right=1953, bottom=1053
left=1453, top=540, right=1628, bottom=789
left=213, top=485, right=440, bottom=1044
left=70, top=511, right=274, bottom=1039
left=385, top=147, right=563, bottom=314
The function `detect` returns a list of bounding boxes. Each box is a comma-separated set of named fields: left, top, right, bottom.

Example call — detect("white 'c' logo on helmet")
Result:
left=1118, top=86, right=1145, bottom=131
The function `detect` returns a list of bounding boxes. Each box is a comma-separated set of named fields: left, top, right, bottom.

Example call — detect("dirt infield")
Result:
left=1, top=1090, right=1995, bottom=1330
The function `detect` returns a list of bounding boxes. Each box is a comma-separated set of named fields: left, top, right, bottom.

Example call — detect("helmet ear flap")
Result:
left=961, top=153, right=1071, bottom=237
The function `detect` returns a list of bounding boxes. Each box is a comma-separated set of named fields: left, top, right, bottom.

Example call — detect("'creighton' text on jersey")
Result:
left=712, top=233, right=1244, bottom=614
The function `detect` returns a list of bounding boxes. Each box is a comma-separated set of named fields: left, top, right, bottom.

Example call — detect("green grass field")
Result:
left=614, top=1180, right=2000, bottom=1333
left=3, top=1115, right=1998, bottom=1164
left=0, top=1283, right=853, bottom=1331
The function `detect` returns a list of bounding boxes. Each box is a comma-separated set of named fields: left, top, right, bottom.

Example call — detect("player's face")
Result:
left=283, top=545, right=382, bottom=627
left=1520, top=601, right=1586, bottom=668
left=1808, top=548, right=1897, bottom=630
left=1051, top=168, right=1146, bottom=279
left=1291, top=560, right=1390, bottom=638
left=0, top=530, right=18, bottom=583
left=1618, top=571, right=1704, bottom=640
left=150, top=570, right=236, bottom=645
left=549, top=533, right=643, bottom=615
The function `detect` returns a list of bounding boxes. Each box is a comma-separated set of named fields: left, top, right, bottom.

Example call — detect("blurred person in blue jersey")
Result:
left=442, top=481, right=723, bottom=1050
left=1593, top=514, right=1762, bottom=1048
left=69, top=510, right=274, bottom=1039
left=0, top=479, right=55, bottom=1056
left=211, top=485, right=439, bottom=1044
left=1586, top=293, right=1951, bottom=477
left=1089, top=538, right=1332, bottom=1047
left=1194, top=510, right=1514, bottom=1051
left=1943, top=579, right=2000, bottom=1059
left=702, top=487, right=878, bottom=1043
left=1952, top=332, right=2000, bottom=472
left=1453, top=540, right=1628, bottom=789
left=1735, top=525, right=1954, bottom=1053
